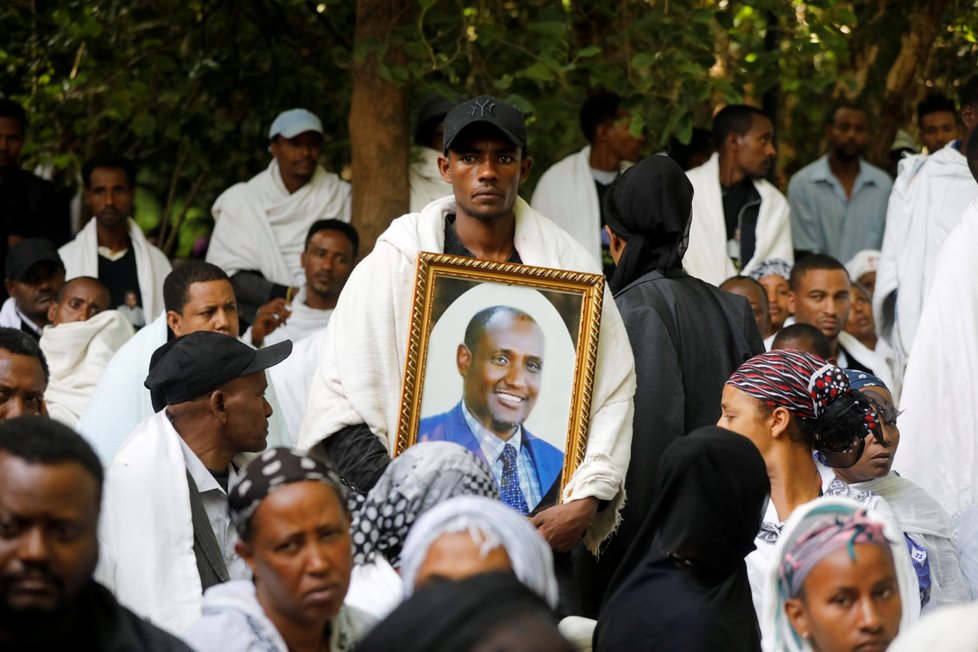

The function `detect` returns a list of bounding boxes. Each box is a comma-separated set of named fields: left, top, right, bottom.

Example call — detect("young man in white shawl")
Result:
left=59, top=154, right=172, bottom=318
left=39, top=276, right=133, bottom=427
left=530, top=91, right=643, bottom=271
left=875, top=74, right=978, bottom=377
left=683, top=104, right=793, bottom=285
left=97, top=331, right=293, bottom=635
left=409, top=94, right=454, bottom=212
left=207, top=108, right=352, bottom=324
left=299, top=95, right=637, bottom=562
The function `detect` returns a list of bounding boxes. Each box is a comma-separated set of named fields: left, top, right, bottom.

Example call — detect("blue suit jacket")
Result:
left=418, top=402, right=564, bottom=503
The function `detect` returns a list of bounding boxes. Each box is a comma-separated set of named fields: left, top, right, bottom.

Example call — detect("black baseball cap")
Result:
left=442, top=95, right=527, bottom=154
left=5, top=238, right=64, bottom=281
left=145, top=331, right=293, bottom=411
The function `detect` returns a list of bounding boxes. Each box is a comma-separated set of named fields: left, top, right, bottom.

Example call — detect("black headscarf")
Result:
left=603, top=154, right=694, bottom=292
left=595, top=426, right=769, bottom=652
left=357, top=572, right=573, bottom=652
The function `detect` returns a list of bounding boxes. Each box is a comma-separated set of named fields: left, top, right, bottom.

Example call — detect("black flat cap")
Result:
left=5, top=238, right=64, bottom=281
left=442, top=95, right=527, bottom=154
left=145, top=331, right=292, bottom=411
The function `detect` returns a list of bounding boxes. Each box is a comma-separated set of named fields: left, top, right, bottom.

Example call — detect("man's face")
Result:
left=167, top=280, right=239, bottom=338
left=300, top=230, right=354, bottom=303
left=457, top=312, right=544, bottom=438
left=239, top=482, right=352, bottom=628
left=826, top=107, right=869, bottom=161
left=0, top=118, right=24, bottom=171
left=4, top=262, right=65, bottom=325
left=788, top=268, right=851, bottom=340
left=0, top=352, right=46, bottom=420
left=601, top=111, right=644, bottom=164
left=270, top=131, right=323, bottom=191
left=220, top=371, right=272, bottom=455
left=919, top=110, right=958, bottom=153
left=731, top=114, right=776, bottom=179
left=438, top=126, right=532, bottom=225
left=47, top=279, right=110, bottom=326
left=84, top=167, right=134, bottom=230
left=0, top=454, right=99, bottom=629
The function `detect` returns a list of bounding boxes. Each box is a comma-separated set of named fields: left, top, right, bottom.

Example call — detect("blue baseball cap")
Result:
left=268, top=108, right=323, bottom=140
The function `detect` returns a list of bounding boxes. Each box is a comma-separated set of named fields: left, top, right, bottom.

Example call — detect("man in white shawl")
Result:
left=97, top=332, right=292, bottom=635
left=895, top=129, right=978, bottom=516
left=39, top=276, right=133, bottom=427
left=684, top=104, right=793, bottom=285
left=531, top=91, right=643, bottom=270
left=77, top=262, right=292, bottom=463
left=409, top=94, right=453, bottom=212
left=207, top=108, right=352, bottom=323
left=244, top=219, right=357, bottom=348
left=1, top=238, right=65, bottom=338
left=299, top=95, right=636, bottom=555
left=59, top=155, right=172, bottom=318
left=874, top=74, right=978, bottom=376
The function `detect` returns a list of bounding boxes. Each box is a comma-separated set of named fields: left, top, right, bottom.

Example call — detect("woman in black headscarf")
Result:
left=594, top=426, right=770, bottom=652
left=573, top=154, right=766, bottom=616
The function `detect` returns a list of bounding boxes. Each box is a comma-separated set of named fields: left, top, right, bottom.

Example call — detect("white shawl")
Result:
left=244, top=287, right=332, bottom=348
left=267, top=328, right=327, bottom=445
left=207, top=161, right=352, bottom=287
left=409, top=147, right=451, bottom=213
left=58, top=218, right=172, bottom=318
left=97, top=411, right=224, bottom=634
left=895, top=201, right=978, bottom=515
left=298, top=196, right=637, bottom=551
left=530, top=146, right=603, bottom=264
left=40, top=310, right=134, bottom=428
left=874, top=143, right=978, bottom=369
left=837, top=331, right=900, bottom=402
left=683, top=153, right=794, bottom=286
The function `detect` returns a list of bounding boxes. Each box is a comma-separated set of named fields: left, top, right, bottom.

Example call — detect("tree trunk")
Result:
left=866, top=0, right=951, bottom=166
left=348, top=0, right=412, bottom=257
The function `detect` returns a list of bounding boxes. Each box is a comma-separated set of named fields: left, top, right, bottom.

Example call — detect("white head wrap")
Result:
left=845, top=249, right=881, bottom=284
left=398, top=495, right=559, bottom=608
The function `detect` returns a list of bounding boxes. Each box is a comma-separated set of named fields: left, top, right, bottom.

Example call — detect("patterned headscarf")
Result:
left=229, top=447, right=347, bottom=538
left=726, top=349, right=878, bottom=440
left=748, top=258, right=792, bottom=282
left=350, top=442, right=499, bottom=567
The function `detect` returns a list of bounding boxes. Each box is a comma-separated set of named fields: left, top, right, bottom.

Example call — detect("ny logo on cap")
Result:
left=468, top=97, right=496, bottom=118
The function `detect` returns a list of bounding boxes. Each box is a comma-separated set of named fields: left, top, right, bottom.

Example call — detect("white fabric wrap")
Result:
left=683, top=153, right=793, bottom=286
left=207, top=160, right=352, bottom=286
left=298, top=196, right=636, bottom=551
left=530, top=146, right=603, bottom=265
left=895, top=201, right=978, bottom=515
left=836, top=331, right=900, bottom=403
left=58, top=218, right=172, bottom=318
left=40, top=310, right=134, bottom=427
left=409, top=147, right=451, bottom=213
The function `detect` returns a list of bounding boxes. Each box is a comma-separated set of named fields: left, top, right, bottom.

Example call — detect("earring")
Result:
left=801, top=632, right=811, bottom=640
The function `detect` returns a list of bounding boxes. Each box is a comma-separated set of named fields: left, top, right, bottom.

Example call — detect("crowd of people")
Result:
left=1, top=69, right=978, bottom=651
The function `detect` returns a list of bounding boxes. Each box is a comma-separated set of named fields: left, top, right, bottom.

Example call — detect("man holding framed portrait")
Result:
left=298, top=95, right=636, bottom=561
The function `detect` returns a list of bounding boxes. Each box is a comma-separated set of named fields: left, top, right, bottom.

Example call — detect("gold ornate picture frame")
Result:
left=395, top=252, right=604, bottom=512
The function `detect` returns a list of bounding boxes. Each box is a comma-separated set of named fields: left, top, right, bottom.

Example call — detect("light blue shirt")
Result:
left=461, top=401, right=543, bottom=508
left=787, top=155, right=892, bottom=263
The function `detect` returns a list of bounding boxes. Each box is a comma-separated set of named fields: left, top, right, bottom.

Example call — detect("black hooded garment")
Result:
left=593, top=426, right=770, bottom=652
left=572, top=155, right=765, bottom=616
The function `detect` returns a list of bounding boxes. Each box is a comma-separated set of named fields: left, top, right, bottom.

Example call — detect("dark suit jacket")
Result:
left=418, top=402, right=564, bottom=505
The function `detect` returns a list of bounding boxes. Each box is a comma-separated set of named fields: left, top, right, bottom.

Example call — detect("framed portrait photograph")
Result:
left=395, top=252, right=605, bottom=515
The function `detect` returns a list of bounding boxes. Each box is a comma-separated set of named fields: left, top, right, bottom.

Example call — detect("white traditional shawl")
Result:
left=267, top=327, right=327, bottom=445
left=243, top=287, right=332, bottom=348
left=530, top=146, right=604, bottom=264
left=837, top=331, right=900, bottom=403
left=874, top=143, right=978, bottom=370
left=896, top=201, right=978, bottom=515
left=409, top=147, right=451, bottom=213
left=58, top=218, right=172, bottom=318
left=40, top=310, right=134, bottom=427
left=208, top=160, right=352, bottom=287
left=298, top=196, right=637, bottom=551
left=683, top=153, right=794, bottom=286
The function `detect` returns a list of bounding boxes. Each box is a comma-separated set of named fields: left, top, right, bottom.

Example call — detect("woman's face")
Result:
left=843, top=286, right=876, bottom=342
left=785, top=543, right=901, bottom=652
left=835, top=387, right=900, bottom=484
left=759, top=274, right=791, bottom=332
left=718, top=385, right=774, bottom=454
left=414, top=532, right=512, bottom=589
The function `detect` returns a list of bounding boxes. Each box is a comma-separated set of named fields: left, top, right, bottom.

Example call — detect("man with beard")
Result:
left=207, top=109, right=352, bottom=324
left=0, top=239, right=65, bottom=339
left=683, top=104, right=792, bottom=285
left=59, top=155, right=172, bottom=318
left=0, top=416, right=190, bottom=650
left=788, top=102, right=892, bottom=262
